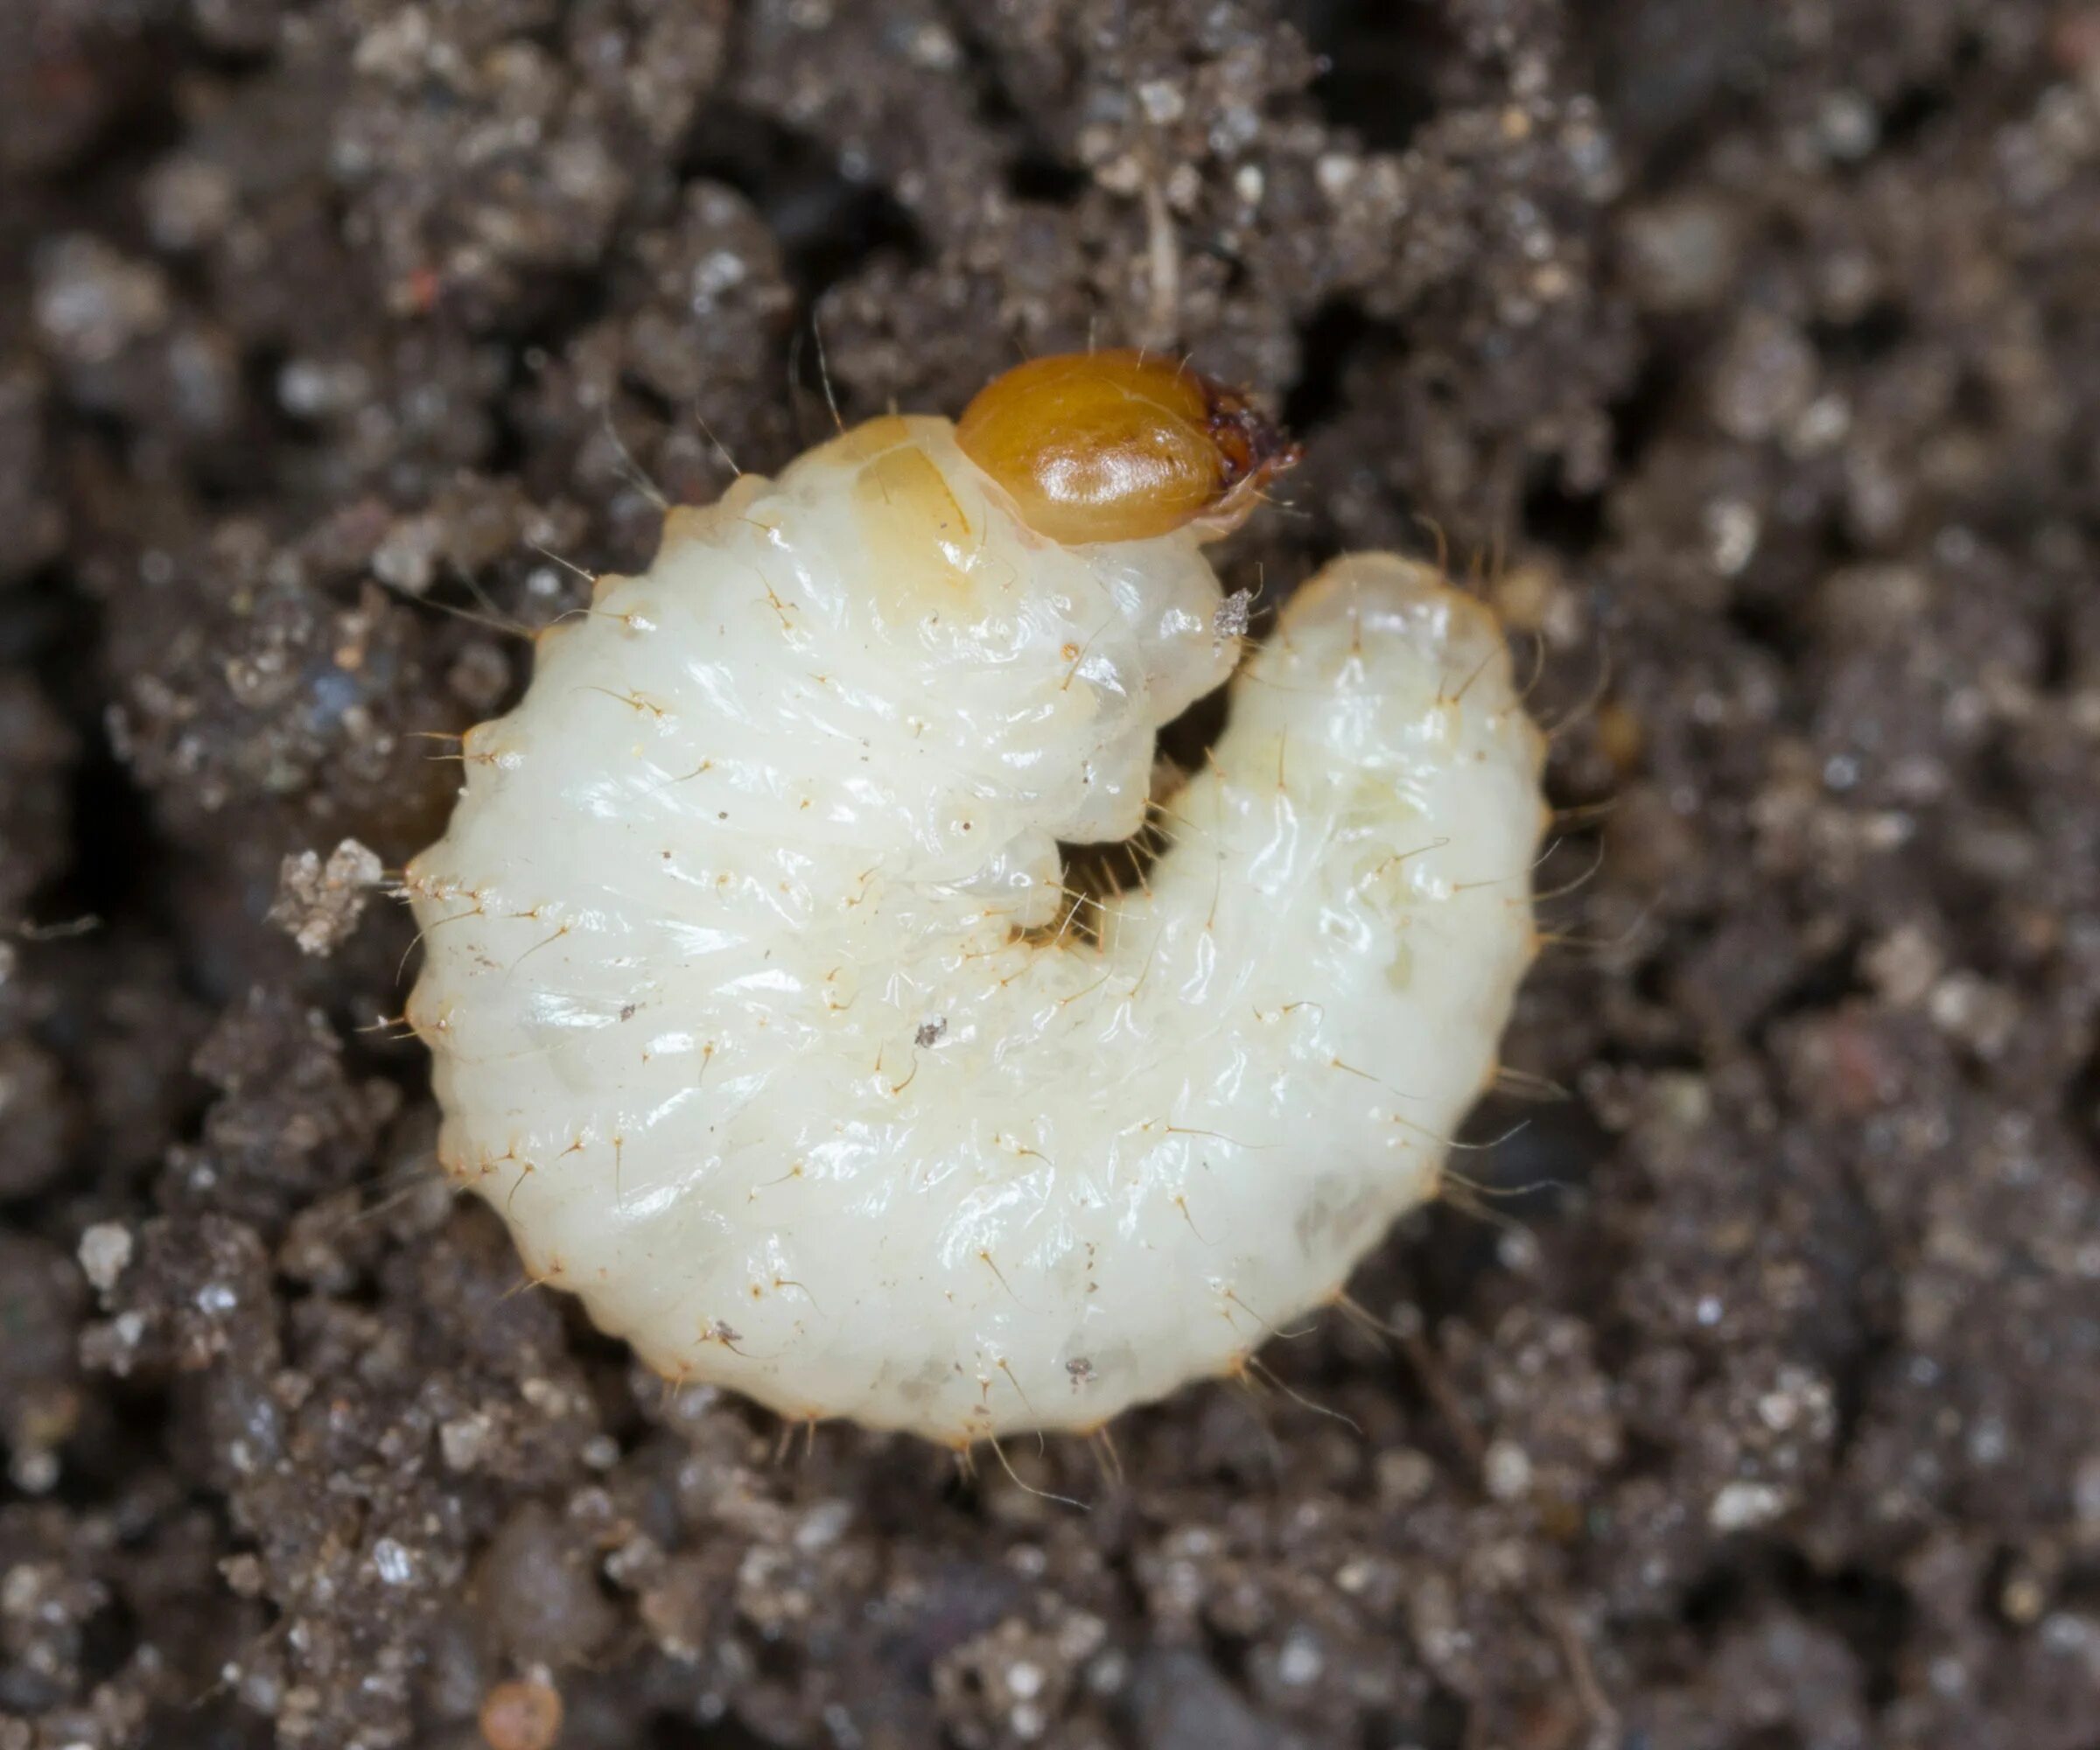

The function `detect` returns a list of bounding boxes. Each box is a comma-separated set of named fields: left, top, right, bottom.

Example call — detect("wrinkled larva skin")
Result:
left=407, top=408, right=1545, bottom=1444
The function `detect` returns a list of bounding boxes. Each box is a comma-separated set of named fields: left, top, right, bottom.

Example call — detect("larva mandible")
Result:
left=404, top=349, right=1546, bottom=1446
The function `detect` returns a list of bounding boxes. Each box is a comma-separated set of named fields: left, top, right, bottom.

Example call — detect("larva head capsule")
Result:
left=956, top=348, right=1300, bottom=546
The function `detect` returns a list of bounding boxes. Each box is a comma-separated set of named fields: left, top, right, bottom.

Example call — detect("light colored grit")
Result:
left=405, top=410, right=1547, bottom=1444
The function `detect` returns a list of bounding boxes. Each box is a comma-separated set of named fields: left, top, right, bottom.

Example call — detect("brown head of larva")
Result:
left=956, top=348, right=1300, bottom=546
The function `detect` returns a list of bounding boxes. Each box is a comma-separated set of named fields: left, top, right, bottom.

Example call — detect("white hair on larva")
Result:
left=406, top=374, right=1545, bottom=1445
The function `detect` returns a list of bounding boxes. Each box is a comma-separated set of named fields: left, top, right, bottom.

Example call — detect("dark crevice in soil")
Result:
left=1808, top=302, right=1912, bottom=368
left=1723, top=590, right=1812, bottom=668
left=1681, top=1542, right=1914, bottom=1707
left=2064, top=1043, right=2100, bottom=1171
left=1004, top=150, right=1091, bottom=206
left=1522, top=464, right=1607, bottom=561
left=1578, top=0, right=1774, bottom=180
left=1295, top=0, right=1456, bottom=150
left=1744, top=932, right=1870, bottom=1046
left=33, top=581, right=168, bottom=945
left=1283, top=298, right=1386, bottom=434
left=648, top=1714, right=773, bottom=1748
left=1416, top=1684, right=1472, bottom=1750
left=682, top=105, right=926, bottom=304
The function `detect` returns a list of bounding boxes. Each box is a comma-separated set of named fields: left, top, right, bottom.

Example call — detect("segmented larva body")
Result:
left=406, top=353, right=1545, bottom=1444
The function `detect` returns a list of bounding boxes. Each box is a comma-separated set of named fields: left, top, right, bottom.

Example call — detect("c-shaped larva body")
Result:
left=406, top=352, right=1545, bottom=1443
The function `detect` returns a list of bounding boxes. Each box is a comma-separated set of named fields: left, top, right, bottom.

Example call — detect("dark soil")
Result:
left=6, top=2, right=2100, bottom=1746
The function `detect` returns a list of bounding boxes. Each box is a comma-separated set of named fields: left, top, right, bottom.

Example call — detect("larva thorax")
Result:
left=408, top=354, right=1544, bottom=1443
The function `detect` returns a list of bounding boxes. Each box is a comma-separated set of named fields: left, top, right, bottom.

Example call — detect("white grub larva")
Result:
left=406, top=351, right=1546, bottom=1446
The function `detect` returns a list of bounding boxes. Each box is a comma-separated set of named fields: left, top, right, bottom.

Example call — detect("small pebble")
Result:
left=77, top=1223, right=134, bottom=1292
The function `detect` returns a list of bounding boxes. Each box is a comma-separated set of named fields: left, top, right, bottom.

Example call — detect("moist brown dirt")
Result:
left=5, top=2, right=2100, bottom=1746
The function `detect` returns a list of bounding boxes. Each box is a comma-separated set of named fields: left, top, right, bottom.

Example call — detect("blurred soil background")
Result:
left=4, top=0, right=2100, bottom=1746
